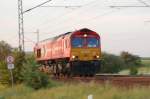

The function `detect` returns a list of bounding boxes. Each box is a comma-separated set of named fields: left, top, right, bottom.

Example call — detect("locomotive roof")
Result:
left=39, top=28, right=95, bottom=43
left=40, top=32, right=72, bottom=43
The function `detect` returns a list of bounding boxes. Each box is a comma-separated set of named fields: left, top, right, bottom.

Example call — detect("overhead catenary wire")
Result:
left=23, top=0, right=150, bottom=50
left=24, top=7, right=77, bottom=33
left=42, top=0, right=150, bottom=33
left=37, top=0, right=104, bottom=32
left=25, top=0, right=98, bottom=33
left=110, top=5, right=150, bottom=8
left=137, top=0, right=150, bottom=6
left=24, top=36, right=36, bottom=44
left=24, top=0, right=90, bottom=33
left=23, top=0, right=53, bottom=14
left=43, top=8, right=122, bottom=35
left=23, top=0, right=150, bottom=34
left=38, top=0, right=122, bottom=34
left=36, top=0, right=143, bottom=32
left=37, top=0, right=150, bottom=38
left=41, top=5, right=82, bottom=8
left=110, top=0, right=150, bottom=8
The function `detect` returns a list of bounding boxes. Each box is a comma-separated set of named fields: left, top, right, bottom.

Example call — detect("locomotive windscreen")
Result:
left=72, top=37, right=99, bottom=48
left=87, top=38, right=99, bottom=48
left=72, top=37, right=84, bottom=48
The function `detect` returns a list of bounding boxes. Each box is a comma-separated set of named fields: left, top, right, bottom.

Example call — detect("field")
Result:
left=141, top=59, right=150, bottom=66
left=138, top=59, right=150, bottom=74
left=1, top=82, right=150, bottom=99
left=119, top=59, right=150, bottom=75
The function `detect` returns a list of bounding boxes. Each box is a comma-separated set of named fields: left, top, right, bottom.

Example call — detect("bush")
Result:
left=22, top=55, right=49, bottom=90
left=101, top=52, right=125, bottom=73
left=12, top=50, right=25, bottom=83
left=130, top=67, right=138, bottom=75
left=120, top=51, right=141, bottom=67
left=25, top=71, right=49, bottom=90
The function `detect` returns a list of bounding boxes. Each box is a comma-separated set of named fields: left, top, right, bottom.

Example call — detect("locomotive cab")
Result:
left=70, top=28, right=101, bottom=76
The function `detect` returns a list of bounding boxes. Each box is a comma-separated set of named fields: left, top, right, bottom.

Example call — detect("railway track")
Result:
left=95, top=74, right=150, bottom=87
left=53, top=74, right=150, bottom=87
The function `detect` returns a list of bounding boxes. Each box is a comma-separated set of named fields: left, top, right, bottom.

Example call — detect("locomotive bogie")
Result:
left=70, top=60, right=101, bottom=76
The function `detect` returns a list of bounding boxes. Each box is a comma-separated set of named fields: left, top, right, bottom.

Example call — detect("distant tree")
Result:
left=0, top=41, right=12, bottom=84
left=0, top=41, right=12, bottom=61
left=120, top=51, right=141, bottom=67
left=101, top=52, right=125, bottom=73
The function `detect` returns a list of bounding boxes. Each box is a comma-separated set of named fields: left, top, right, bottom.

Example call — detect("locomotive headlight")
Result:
left=72, top=55, right=75, bottom=59
left=72, top=55, right=78, bottom=60
left=96, top=55, right=100, bottom=58
left=84, top=34, right=87, bottom=37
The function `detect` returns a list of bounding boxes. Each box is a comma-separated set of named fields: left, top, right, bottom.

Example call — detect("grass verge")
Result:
left=0, top=82, right=150, bottom=99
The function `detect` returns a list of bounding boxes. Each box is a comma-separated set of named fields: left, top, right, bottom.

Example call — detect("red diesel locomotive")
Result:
left=34, top=28, right=101, bottom=76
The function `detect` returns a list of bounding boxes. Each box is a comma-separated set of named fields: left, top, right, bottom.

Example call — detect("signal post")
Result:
left=6, top=56, right=15, bottom=88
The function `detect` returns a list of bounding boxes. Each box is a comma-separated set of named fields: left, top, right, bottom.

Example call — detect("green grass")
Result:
left=119, top=69, right=130, bottom=75
left=138, top=67, right=150, bottom=75
left=0, top=85, right=33, bottom=99
left=0, top=84, right=6, bottom=90
left=142, top=59, right=150, bottom=67
left=119, top=59, right=150, bottom=75
left=1, top=82, right=150, bottom=99
left=119, top=67, right=150, bottom=75
left=138, top=59, right=150, bottom=74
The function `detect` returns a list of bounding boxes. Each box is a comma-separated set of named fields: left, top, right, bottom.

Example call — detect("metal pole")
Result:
left=18, top=0, right=25, bottom=51
left=9, top=69, right=14, bottom=88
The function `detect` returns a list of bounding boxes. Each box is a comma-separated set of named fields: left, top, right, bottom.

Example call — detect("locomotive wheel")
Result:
left=53, top=64, right=57, bottom=77
left=61, top=63, right=70, bottom=77
left=56, top=63, right=60, bottom=78
left=65, top=63, right=71, bottom=77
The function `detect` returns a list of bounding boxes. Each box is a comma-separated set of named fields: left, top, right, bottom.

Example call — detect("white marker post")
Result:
left=88, top=94, right=93, bottom=99
left=6, top=56, right=15, bottom=88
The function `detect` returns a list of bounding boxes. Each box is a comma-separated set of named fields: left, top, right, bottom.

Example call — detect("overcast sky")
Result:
left=0, top=0, right=150, bottom=57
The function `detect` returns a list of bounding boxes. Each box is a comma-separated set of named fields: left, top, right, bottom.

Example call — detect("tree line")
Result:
left=101, top=52, right=141, bottom=74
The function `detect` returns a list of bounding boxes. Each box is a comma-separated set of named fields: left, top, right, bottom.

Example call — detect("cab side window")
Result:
left=37, top=49, right=41, bottom=58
